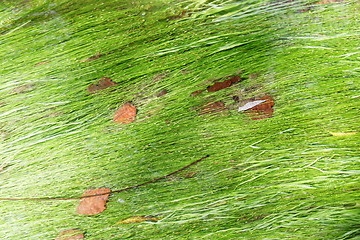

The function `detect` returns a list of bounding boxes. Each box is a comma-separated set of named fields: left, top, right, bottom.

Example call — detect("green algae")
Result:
left=0, top=0, right=359, bottom=239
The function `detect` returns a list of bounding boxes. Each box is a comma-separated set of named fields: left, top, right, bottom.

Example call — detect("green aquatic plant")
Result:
left=0, top=0, right=359, bottom=239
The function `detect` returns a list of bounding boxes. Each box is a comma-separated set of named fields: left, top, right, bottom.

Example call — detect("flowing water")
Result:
left=0, top=0, right=359, bottom=239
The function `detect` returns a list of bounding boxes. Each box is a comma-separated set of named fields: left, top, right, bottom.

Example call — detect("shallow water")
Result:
left=0, top=0, right=359, bottom=239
